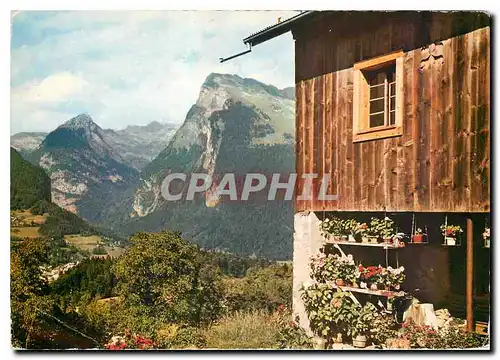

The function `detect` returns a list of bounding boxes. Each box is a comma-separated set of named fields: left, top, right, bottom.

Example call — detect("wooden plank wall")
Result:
left=294, top=14, right=490, bottom=213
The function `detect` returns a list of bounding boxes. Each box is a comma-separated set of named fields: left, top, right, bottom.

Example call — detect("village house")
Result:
left=232, top=11, right=490, bottom=337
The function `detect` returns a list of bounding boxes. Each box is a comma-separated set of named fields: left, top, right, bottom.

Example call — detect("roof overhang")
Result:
left=242, top=10, right=317, bottom=47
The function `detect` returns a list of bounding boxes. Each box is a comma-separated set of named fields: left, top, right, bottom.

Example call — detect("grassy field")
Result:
left=103, top=246, right=127, bottom=258
left=64, top=235, right=103, bottom=251
left=11, top=210, right=48, bottom=224
left=11, top=226, right=41, bottom=238
left=63, top=235, right=127, bottom=258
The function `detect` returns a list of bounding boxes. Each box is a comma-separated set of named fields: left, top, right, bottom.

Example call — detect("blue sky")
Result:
left=10, top=10, right=296, bottom=134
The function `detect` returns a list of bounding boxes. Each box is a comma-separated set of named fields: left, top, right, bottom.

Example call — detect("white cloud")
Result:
left=13, top=72, right=89, bottom=104
left=11, top=11, right=297, bottom=134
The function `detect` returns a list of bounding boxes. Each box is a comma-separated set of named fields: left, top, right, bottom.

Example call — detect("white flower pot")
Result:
left=352, top=335, right=367, bottom=348
left=485, top=239, right=490, bottom=248
left=445, top=237, right=456, bottom=246
left=348, top=234, right=356, bottom=242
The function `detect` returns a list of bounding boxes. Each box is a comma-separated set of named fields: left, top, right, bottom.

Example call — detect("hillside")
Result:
left=31, top=114, right=139, bottom=215
left=11, top=147, right=51, bottom=209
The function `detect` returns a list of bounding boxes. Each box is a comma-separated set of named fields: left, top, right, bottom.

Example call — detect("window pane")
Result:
left=389, top=82, right=396, bottom=96
left=368, top=71, right=386, bottom=86
left=387, top=64, right=396, bottom=82
left=370, top=113, right=384, bottom=128
left=389, top=111, right=396, bottom=125
left=389, top=96, right=396, bottom=111
left=370, top=98, right=385, bottom=114
left=370, top=84, right=385, bottom=99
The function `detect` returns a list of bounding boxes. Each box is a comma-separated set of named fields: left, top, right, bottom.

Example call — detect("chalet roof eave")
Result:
left=242, top=10, right=317, bottom=47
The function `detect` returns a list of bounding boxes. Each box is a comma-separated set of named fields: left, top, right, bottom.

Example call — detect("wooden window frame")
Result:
left=353, top=50, right=404, bottom=143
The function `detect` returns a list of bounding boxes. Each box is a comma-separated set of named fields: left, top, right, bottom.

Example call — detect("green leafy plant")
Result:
left=301, top=284, right=359, bottom=343
left=369, top=217, right=396, bottom=239
left=349, top=302, right=378, bottom=338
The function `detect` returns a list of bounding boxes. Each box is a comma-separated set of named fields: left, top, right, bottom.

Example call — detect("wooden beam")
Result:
left=466, top=216, right=474, bottom=332
left=354, top=49, right=404, bottom=70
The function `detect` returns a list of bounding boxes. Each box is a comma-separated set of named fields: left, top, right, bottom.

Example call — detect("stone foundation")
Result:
left=293, top=211, right=325, bottom=335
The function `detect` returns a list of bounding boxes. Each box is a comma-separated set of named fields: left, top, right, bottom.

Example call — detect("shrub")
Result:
left=91, top=246, right=107, bottom=255
left=223, top=263, right=292, bottom=313
left=275, top=309, right=314, bottom=349
left=113, top=231, right=225, bottom=326
left=155, top=324, right=206, bottom=349
left=202, top=310, right=279, bottom=349
left=398, top=318, right=489, bottom=349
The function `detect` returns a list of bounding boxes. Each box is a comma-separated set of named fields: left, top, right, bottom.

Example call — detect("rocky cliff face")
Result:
left=134, top=73, right=295, bottom=217
left=34, top=114, right=139, bottom=214
left=10, top=132, right=48, bottom=155
left=111, top=73, right=296, bottom=259
left=102, top=121, right=179, bottom=170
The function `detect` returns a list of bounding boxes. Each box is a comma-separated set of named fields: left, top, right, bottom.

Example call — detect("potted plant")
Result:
left=350, top=302, right=377, bottom=348
left=359, top=265, right=382, bottom=290
left=380, top=217, right=396, bottom=243
left=483, top=227, right=490, bottom=248
left=310, top=252, right=338, bottom=283
left=366, top=218, right=383, bottom=244
left=387, top=266, right=405, bottom=290
left=344, top=219, right=359, bottom=242
left=356, top=223, right=370, bottom=243
left=412, top=228, right=425, bottom=243
left=440, top=224, right=463, bottom=246
left=333, top=254, right=357, bottom=286
left=392, top=233, right=406, bottom=248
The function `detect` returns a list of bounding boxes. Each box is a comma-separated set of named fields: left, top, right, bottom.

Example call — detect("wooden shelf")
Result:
left=326, top=281, right=405, bottom=297
left=324, top=239, right=404, bottom=249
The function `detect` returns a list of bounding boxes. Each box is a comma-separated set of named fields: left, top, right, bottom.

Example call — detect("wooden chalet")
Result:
left=236, top=11, right=491, bottom=334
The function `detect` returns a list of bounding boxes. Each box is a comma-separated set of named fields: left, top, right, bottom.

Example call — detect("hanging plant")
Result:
left=440, top=224, right=463, bottom=246
left=412, top=228, right=425, bottom=243
left=483, top=228, right=490, bottom=248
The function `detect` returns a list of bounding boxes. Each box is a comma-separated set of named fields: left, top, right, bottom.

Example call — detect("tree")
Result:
left=10, top=238, right=52, bottom=348
left=10, top=147, right=51, bottom=210
left=112, top=231, right=224, bottom=333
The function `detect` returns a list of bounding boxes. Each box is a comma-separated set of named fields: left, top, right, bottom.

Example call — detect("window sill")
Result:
left=353, top=125, right=403, bottom=143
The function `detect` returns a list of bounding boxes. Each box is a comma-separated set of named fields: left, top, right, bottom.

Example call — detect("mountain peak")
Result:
left=60, top=113, right=99, bottom=131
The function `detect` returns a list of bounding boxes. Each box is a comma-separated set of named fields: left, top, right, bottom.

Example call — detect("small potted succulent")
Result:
left=412, top=228, right=425, bottom=243
left=440, top=224, right=463, bottom=246
left=483, top=227, right=490, bottom=248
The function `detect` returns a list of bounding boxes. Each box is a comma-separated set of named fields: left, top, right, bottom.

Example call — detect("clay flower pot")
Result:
left=412, top=234, right=424, bottom=243
left=335, top=278, right=344, bottom=286
left=361, top=236, right=370, bottom=243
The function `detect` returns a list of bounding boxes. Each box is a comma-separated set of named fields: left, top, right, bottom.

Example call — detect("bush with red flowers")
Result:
left=104, top=331, right=156, bottom=350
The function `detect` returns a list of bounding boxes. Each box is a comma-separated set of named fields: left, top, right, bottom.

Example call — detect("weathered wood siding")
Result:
left=294, top=12, right=490, bottom=213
